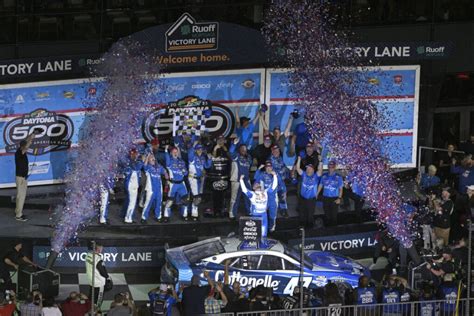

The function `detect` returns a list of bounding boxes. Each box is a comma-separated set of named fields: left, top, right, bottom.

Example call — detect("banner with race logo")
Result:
left=265, top=66, right=420, bottom=168
left=0, top=66, right=419, bottom=188
left=0, top=69, right=263, bottom=188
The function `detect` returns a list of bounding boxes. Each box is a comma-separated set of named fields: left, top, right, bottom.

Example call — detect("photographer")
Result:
left=425, top=247, right=458, bottom=286
left=14, top=128, right=40, bottom=221
left=108, top=293, right=135, bottom=316
left=370, top=229, right=399, bottom=273
left=430, top=188, right=454, bottom=246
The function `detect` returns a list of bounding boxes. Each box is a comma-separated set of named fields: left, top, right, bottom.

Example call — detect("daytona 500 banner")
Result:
left=0, top=66, right=419, bottom=188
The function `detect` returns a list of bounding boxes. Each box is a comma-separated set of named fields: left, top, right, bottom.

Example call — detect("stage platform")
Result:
left=0, top=170, right=418, bottom=246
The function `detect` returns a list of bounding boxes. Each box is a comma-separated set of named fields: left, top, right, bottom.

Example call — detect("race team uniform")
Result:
left=240, top=173, right=277, bottom=237
left=254, top=168, right=282, bottom=231
left=142, top=163, right=167, bottom=221
left=229, top=143, right=252, bottom=218
left=270, top=154, right=289, bottom=214
left=188, top=145, right=212, bottom=218
left=123, top=157, right=144, bottom=223
left=165, top=151, right=189, bottom=218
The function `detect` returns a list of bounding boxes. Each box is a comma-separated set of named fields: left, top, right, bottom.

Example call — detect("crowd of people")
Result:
left=92, top=109, right=352, bottom=234
left=0, top=288, right=139, bottom=316
left=144, top=261, right=469, bottom=316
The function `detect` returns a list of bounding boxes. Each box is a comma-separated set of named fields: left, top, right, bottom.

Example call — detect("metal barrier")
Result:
left=417, top=146, right=465, bottom=171
left=234, top=298, right=474, bottom=316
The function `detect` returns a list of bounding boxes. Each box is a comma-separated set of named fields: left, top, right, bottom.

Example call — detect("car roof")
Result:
left=220, top=237, right=285, bottom=253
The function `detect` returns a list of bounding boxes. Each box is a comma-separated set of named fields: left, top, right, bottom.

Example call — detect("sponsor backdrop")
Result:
left=266, top=66, right=419, bottom=167
left=0, top=66, right=419, bottom=188
left=0, top=69, right=263, bottom=188
left=288, top=231, right=378, bottom=257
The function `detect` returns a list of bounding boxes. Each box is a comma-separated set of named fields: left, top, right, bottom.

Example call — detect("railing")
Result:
left=417, top=146, right=465, bottom=171
left=234, top=298, right=474, bottom=316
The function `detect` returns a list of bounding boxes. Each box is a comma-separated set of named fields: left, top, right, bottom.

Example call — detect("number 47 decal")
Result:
left=283, top=276, right=313, bottom=295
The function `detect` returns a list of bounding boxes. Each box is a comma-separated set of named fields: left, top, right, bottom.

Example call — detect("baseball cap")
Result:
left=306, top=163, right=315, bottom=169
left=328, top=160, right=336, bottom=166
left=240, top=116, right=250, bottom=123
left=273, top=126, right=281, bottom=131
left=194, top=144, right=203, bottom=150
left=169, top=146, right=178, bottom=152
left=265, top=160, right=272, bottom=167
left=467, top=185, right=474, bottom=191
left=217, top=135, right=225, bottom=140
left=159, top=284, right=168, bottom=291
left=271, top=145, right=280, bottom=150
left=151, top=138, right=159, bottom=146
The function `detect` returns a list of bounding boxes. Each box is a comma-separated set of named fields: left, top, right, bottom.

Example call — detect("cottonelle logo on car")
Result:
left=211, top=270, right=314, bottom=295
left=3, top=108, right=73, bottom=155
left=165, top=13, right=218, bottom=52
left=142, top=96, right=235, bottom=144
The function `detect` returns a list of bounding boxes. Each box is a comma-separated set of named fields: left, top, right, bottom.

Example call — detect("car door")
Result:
left=279, top=257, right=315, bottom=295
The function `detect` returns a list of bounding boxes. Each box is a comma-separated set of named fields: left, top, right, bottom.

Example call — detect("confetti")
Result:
left=51, top=40, right=161, bottom=252
left=263, top=0, right=413, bottom=247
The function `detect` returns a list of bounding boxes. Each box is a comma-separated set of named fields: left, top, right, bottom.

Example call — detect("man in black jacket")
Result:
left=14, top=129, right=40, bottom=221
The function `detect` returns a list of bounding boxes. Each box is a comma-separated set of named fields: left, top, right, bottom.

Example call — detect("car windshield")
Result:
left=283, top=245, right=313, bottom=269
left=184, top=240, right=225, bottom=263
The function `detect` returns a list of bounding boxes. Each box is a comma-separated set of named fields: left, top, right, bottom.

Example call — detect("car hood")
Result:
left=306, top=251, right=366, bottom=274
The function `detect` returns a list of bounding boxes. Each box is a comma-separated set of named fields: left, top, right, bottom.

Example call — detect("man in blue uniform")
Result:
left=164, top=146, right=189, bottom=222
left=234, top=107, right=260, bottom=150
left=188, top=143, right=212, bottom=220
left=450, top=155, right=474, bottom=194
left=269, top=145, right=290, bottom=217
left=353, top=275, right=377, bottom=315
left=295, top=156, right=323, bottom=228
left=124, top=148, right=144, bottom=224
left=150, top=137, right=166, bottom=166
left=381, top=276, right=401, bottom=316
left=293, top=122, right=310, bottom=154
left=141, top=154, right=168, bottom=224
left=436, top=274, right=459, bottom=315
left=148, top=284, right=179, bottom=316
left=240, top=172, right=277, bottom=238
left=317, top=160, right=343, bottom=226
left=229, top=137, right=252, bottom=219
left=254, top=160, right=281, bottom=232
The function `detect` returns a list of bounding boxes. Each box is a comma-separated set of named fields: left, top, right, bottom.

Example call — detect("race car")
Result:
left=161, top=236, right=369, bottom=296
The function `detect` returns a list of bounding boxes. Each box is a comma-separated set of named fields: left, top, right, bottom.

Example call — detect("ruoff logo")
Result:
left=3, top=108, right=73, bottom=155
left=165, top=13, right=218, bottom=52
left=417, top=45, right=446, bottom=57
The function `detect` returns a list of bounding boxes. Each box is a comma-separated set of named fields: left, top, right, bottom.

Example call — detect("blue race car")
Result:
left=161, top=236, right=369, bottom=296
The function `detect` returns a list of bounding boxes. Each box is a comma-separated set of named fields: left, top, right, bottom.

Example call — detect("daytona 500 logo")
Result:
left=142, top=96, right=235, bottom=144
left=3, top=108, right=73, bottom=155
